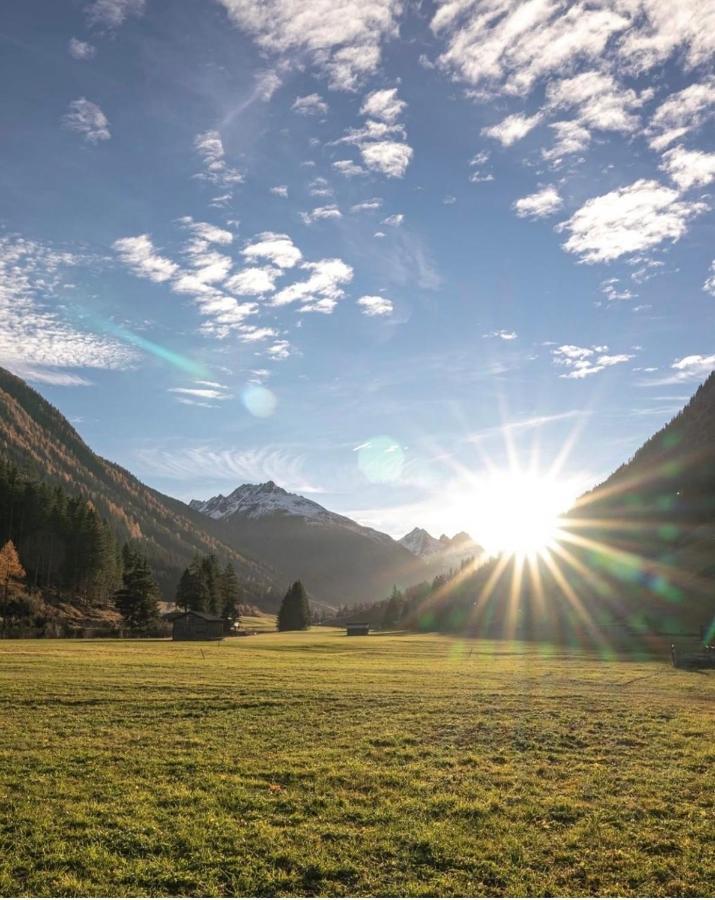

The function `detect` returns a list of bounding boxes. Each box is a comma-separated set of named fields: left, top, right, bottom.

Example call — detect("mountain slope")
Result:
left=190, top=483, right=430, bottom=609
left=564, top=372, right=715, bottom=633
left=0, top=367, right=274, bottom=600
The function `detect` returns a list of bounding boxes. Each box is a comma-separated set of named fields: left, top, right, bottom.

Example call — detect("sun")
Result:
left=464, top=470, right=575, bottom=559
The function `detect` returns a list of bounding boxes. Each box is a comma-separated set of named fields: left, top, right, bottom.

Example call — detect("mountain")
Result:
left=399, top=527, right=443, bottom=557
left=0, top=367, right=275, bottom=601
left=399, top=527, right=482, bottom=561
left=190, top=482, right=430, bottom=609
left=563, top=372, right=715, bottom=634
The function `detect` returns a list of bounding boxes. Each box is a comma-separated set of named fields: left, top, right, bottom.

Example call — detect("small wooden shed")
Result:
left=346, top=622, right=370, bottom=636
left=172, top=610, right=225, bottom=641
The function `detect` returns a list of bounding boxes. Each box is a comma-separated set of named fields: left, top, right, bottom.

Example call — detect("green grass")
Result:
left=0, top=632, right=713, bottom=897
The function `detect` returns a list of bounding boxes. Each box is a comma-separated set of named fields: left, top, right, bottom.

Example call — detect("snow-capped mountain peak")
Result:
left=398, top=527, right=443, bottom=557
left=189, top=481, right=339, bottom=523
left=399, top=526, right=481, bottom=558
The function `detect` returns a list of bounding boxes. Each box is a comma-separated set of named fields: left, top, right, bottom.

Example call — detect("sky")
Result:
left=1, top=0, right=714, bottom=541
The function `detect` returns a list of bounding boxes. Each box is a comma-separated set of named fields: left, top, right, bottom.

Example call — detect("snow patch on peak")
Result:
left=189, top=481, right=338, bottom=523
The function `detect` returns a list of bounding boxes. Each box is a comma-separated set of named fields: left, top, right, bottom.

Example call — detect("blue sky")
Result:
left=1, top=0, right=714, bottom=540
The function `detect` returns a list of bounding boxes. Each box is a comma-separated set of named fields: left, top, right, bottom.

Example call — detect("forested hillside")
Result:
left=0, top=367, right=276, bottom=602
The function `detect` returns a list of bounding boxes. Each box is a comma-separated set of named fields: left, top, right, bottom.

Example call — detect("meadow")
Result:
left=0, top=631, right=713, bottom=897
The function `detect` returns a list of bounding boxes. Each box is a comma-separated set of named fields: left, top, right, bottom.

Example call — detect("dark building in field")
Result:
left=172, top=610, right=225, bottom=641
left=346, top=623, right=370, bottom=636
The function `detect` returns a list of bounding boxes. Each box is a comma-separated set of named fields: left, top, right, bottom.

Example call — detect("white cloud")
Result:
left=85, top=0, right=145, bottom=28
left=553, top=343, right=633, bottom=379
left=483, top=329, right=517, bottom=340
left=266, top=340, right=291, bottom=359
left=647, top=79, right=715, bottom=150
left=360, top=87, right=405, bottom=123
left=351, top=198, right=382, bottom=212
left=333, top=159, right=367, bottom=177
left=601, top=277, right=636, bottom=301
left=357, top=294, right=393, bottom=316
left=482, top=112, right=542, bottom=146
left=169, top=385, right=232, bottom=401
left=255, top=69, right=282, bottom=101
left=224, top=266, right=280, bottom=295
left=273, top=258, right=353, bottom=313
left=179, top=216, right=233, bottom=248
left=660, top=146, right=715, bottom=191
left=542, top=120, right=590, bottom=163
left=546, top=70, right=644, bottom=133
left=271, top=185, right=289, bottom=197
left=308, top=176, right=333, bottom=197
left=662, top=354, right=715, bottom=383
left=63, top=98, right=110, bottom=142
left=113, top=234, right=179, bottom=283
left=216, top=0, right=402, bottom=90
left=300, top=204, right=342, bottom=225
left=237, top=325, right=278, bottom=343
left=292, top=93, right=328, bottom=116
left=381, top=213, right=404, bottom=226
left=68, top=37, right=96, bottom=60
left=341, top=119, right=406, bottom=143
left=513, top=186, right=562, bottom=219
left=194, top=130, right=243, bottom=188
left=560, top=179, right=707, bottom=263
left=242, top=232, right=302, bottom=269
left=359, top=140, right=412, bottom=177
left=704, top=262, right=715, bottom=297
left=618, top=0, right=715, bottom=74
left=433, top=1, right=629, bottom=96
left=0, top=235, right=135, bottom=382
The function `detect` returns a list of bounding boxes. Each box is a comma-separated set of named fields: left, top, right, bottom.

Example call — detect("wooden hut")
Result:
left=346, top=622, right=370, bottom=636
left=172, top=610, right=225, bottom=641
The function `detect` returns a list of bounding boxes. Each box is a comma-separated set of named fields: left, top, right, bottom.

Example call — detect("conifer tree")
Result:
left=220, top=562, right=241, bottom=622
left=277, top=580, right=311, bottom=631
left=201, top=553, right=221, bottom=614
left=382, top=585, right=404, bottom=629
left=114, top=545, right=160, bottom=633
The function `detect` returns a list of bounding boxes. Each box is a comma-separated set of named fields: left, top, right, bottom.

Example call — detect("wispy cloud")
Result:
left=216, top=0, right=401, bottom=90
left=357, top=294, right=393, bottom=316
left=113, top=234, right=178, bottom=282
left=0, top=234, right=135, bottom=383
left=194, top=130, right=243, bottom=189
left=292, top=93, right=328, bottom=116
left=63, top=98, right=110, bottom=142
left=68, top=38, right=96, bottom=60
left=85, top=0, right=145, bottom=29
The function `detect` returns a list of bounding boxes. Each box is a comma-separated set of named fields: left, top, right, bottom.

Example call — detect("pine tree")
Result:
left=382, top=585, right=404, bottom=629
left=220, top=562, right=241, bottom=623
left=277, top=580, right=311, bottom=631
left=114, top=545, right=160, bottom=634
left=175, top=566, right=195, bottom=612
left=201, top=554, right=221, bottom=614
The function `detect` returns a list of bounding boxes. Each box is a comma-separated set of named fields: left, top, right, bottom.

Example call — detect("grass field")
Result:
left=0, top=632, right=713, bottom=897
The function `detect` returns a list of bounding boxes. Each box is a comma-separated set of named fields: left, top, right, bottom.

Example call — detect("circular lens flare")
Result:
left=357, top=436, right=405, bottom=483
left=242, top=384, right=277, bottom=418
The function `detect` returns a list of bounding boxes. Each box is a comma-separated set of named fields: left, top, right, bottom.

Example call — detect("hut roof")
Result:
left=174, top=610, right=225, bottom=622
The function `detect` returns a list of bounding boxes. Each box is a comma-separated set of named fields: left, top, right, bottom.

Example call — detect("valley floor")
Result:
left=0, top=632, right=713, bottom=897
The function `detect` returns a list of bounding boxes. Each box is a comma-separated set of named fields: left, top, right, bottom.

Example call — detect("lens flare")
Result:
left=357, top=436, right=404, bottom=483
left=242, top=383, right=277, bottom=418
